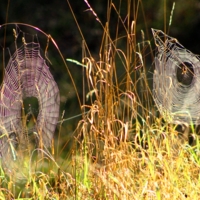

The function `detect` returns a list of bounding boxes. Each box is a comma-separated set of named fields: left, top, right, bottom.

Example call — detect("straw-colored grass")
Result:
left=1, top=0, right=200, bottom=199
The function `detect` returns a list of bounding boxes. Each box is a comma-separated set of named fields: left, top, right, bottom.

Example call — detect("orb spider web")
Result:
left=0, top=24, right=60, bottom=171
left=152, top=28, right=200, bottom=125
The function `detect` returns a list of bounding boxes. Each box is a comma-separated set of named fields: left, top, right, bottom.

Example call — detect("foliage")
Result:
left=0, top=0, right=200, bottom=199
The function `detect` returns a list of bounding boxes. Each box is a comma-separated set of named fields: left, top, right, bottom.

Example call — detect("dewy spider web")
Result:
left=152, top=28, right=200, bottom=125
left=0, top=25, right=60, bottom=168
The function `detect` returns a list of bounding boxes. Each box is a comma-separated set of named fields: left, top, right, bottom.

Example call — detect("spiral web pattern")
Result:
left=0, top=35, right=60, bottom=164
left=152, top=29, right=200, bottom=125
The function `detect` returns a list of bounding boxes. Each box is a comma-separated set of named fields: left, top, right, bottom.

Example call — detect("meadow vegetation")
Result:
left=0, top=0, right=200, bottom=199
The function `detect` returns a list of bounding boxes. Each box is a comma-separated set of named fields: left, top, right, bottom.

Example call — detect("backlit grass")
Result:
left=1, top=0, right=200, bottom=199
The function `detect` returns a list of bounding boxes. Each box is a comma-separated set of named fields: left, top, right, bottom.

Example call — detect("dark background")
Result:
left=0, top=0, right=200, bottom=145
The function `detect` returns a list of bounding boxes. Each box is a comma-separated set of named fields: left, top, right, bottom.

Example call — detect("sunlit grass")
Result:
left=1, top=0, right=200, bottom=199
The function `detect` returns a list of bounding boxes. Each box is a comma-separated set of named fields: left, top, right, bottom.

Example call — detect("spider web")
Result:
left=0, top=25, right=60, bottom=168
left=152, top=28, right=200, bottom=125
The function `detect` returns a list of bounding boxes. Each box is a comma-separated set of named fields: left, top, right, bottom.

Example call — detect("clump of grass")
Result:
left=66, top=0, right=200, bottom=199
left=1, top=0, right=200, bottom=199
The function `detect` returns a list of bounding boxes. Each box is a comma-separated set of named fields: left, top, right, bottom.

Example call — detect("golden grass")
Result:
left=1, top=0, right=200, bottom=199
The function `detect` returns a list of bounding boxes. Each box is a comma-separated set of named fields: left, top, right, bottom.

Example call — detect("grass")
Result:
left=1, top=0, right=200, bottom=199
